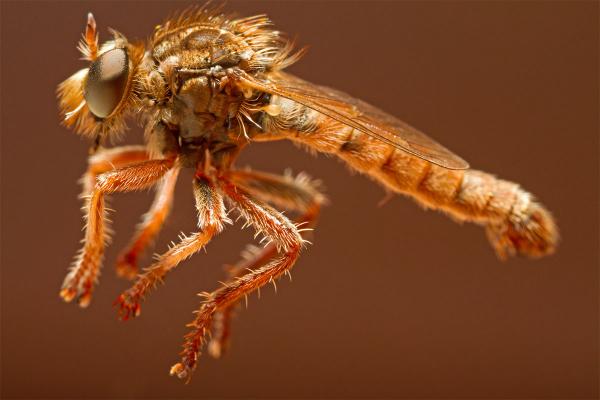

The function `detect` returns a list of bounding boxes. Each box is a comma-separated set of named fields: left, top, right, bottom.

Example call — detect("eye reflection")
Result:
left=84, top=48, right=129, bottom=118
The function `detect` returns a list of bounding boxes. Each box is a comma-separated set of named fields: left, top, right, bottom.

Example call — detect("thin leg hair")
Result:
left=170, top=176, right=308, bottom=382
left=116, top=166, right=180, bottom=279
left=207, top=170, right=324, bottom=358
left=115, top=172, right=229, bottom=320
left=60, top=147, right=173, bottom=307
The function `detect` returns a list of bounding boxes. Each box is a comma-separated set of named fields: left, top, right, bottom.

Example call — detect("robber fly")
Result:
left=57, top=5, right=558, bottom=382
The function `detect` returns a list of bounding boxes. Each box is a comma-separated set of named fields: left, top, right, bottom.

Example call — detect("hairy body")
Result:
left=57, top=5, right=558, bottom=381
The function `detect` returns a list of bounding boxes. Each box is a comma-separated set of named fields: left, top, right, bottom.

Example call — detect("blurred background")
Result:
left=1, top=1, right=598, bottom=398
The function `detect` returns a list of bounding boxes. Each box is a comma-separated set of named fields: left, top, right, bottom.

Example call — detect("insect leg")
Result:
left=60, top=156, right=176, bottom=308
left=207, top=170, right=325, bottom=358
left=170, top=179, right=304, bottom=382
left=63, top=146, right=154, bottom=306
left=115, top=173, right=228, bottom=320
left=116, top=167, right=180, bottom=280
left=80, top=145, right=150, bottom=197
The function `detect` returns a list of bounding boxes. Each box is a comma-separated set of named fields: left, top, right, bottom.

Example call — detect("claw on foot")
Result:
left=59, top=287, right=77, bottom=303
left=116, top=253, right=139, bottom=280
left=77, top=292, right=92, bottom=308
left=114, top=291, right=142, bottom=320
left=207, top=339, right=222, bottom=359
left=76, top=281, right=94, bottom=308
left=60, top=282, right=94, bottom=308
left=170, top=362, right=192, bottom=383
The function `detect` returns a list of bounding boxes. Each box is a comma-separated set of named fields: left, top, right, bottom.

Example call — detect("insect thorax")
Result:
left=148, top=25, right=254, bottom=151
left=152, top=25, right=254, bottom=69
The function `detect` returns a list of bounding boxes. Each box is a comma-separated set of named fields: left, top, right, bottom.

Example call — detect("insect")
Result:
left=57, top=5, right=558, bottom=382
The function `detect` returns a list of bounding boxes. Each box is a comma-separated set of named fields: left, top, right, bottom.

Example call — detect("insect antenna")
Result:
left=77, top=12, right=98, bottom=61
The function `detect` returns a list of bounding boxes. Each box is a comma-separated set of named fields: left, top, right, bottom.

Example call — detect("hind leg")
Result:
left=170, top=176, right=318, bottom=381
left=207, top=170, right=324, bottom=358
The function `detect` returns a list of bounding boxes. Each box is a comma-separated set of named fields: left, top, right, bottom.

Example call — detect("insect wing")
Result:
left=231, top=69, right=469, bottom=170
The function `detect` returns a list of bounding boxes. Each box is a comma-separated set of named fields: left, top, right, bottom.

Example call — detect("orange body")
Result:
left=255, top=97, right=557, bottom=258
left=56, top=5, right=558, bottom=382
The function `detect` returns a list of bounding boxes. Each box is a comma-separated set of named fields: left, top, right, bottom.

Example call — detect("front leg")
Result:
left=60, top=156, right=176, bottom=307
left=79, top=146, right=180, bottom=280
left=80, top=146, right=149, bottom=197
left=116, top=167, right=180, bottom=280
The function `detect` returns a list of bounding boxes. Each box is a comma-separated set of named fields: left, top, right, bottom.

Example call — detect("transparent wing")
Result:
left=230, top=69, right=469, bottom=170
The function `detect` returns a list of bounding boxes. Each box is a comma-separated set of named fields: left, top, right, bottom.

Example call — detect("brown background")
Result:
left=1, top=1, right=598, bottom=399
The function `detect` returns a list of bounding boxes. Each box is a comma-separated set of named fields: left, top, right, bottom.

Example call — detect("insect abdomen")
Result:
left=259, top=99, right=558, bottom=258
left=373, top=149, right=558, bottom=258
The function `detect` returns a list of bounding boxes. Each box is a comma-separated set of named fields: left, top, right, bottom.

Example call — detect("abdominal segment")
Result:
left=256, top=97, right=558, bottom=258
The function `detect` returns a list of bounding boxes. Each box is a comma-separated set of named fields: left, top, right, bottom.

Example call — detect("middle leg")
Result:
left=116, top=172, right=229, bottom=320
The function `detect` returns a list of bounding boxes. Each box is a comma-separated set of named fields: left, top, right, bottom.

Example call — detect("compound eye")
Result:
left=84, top=48, right=129, bottom=118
